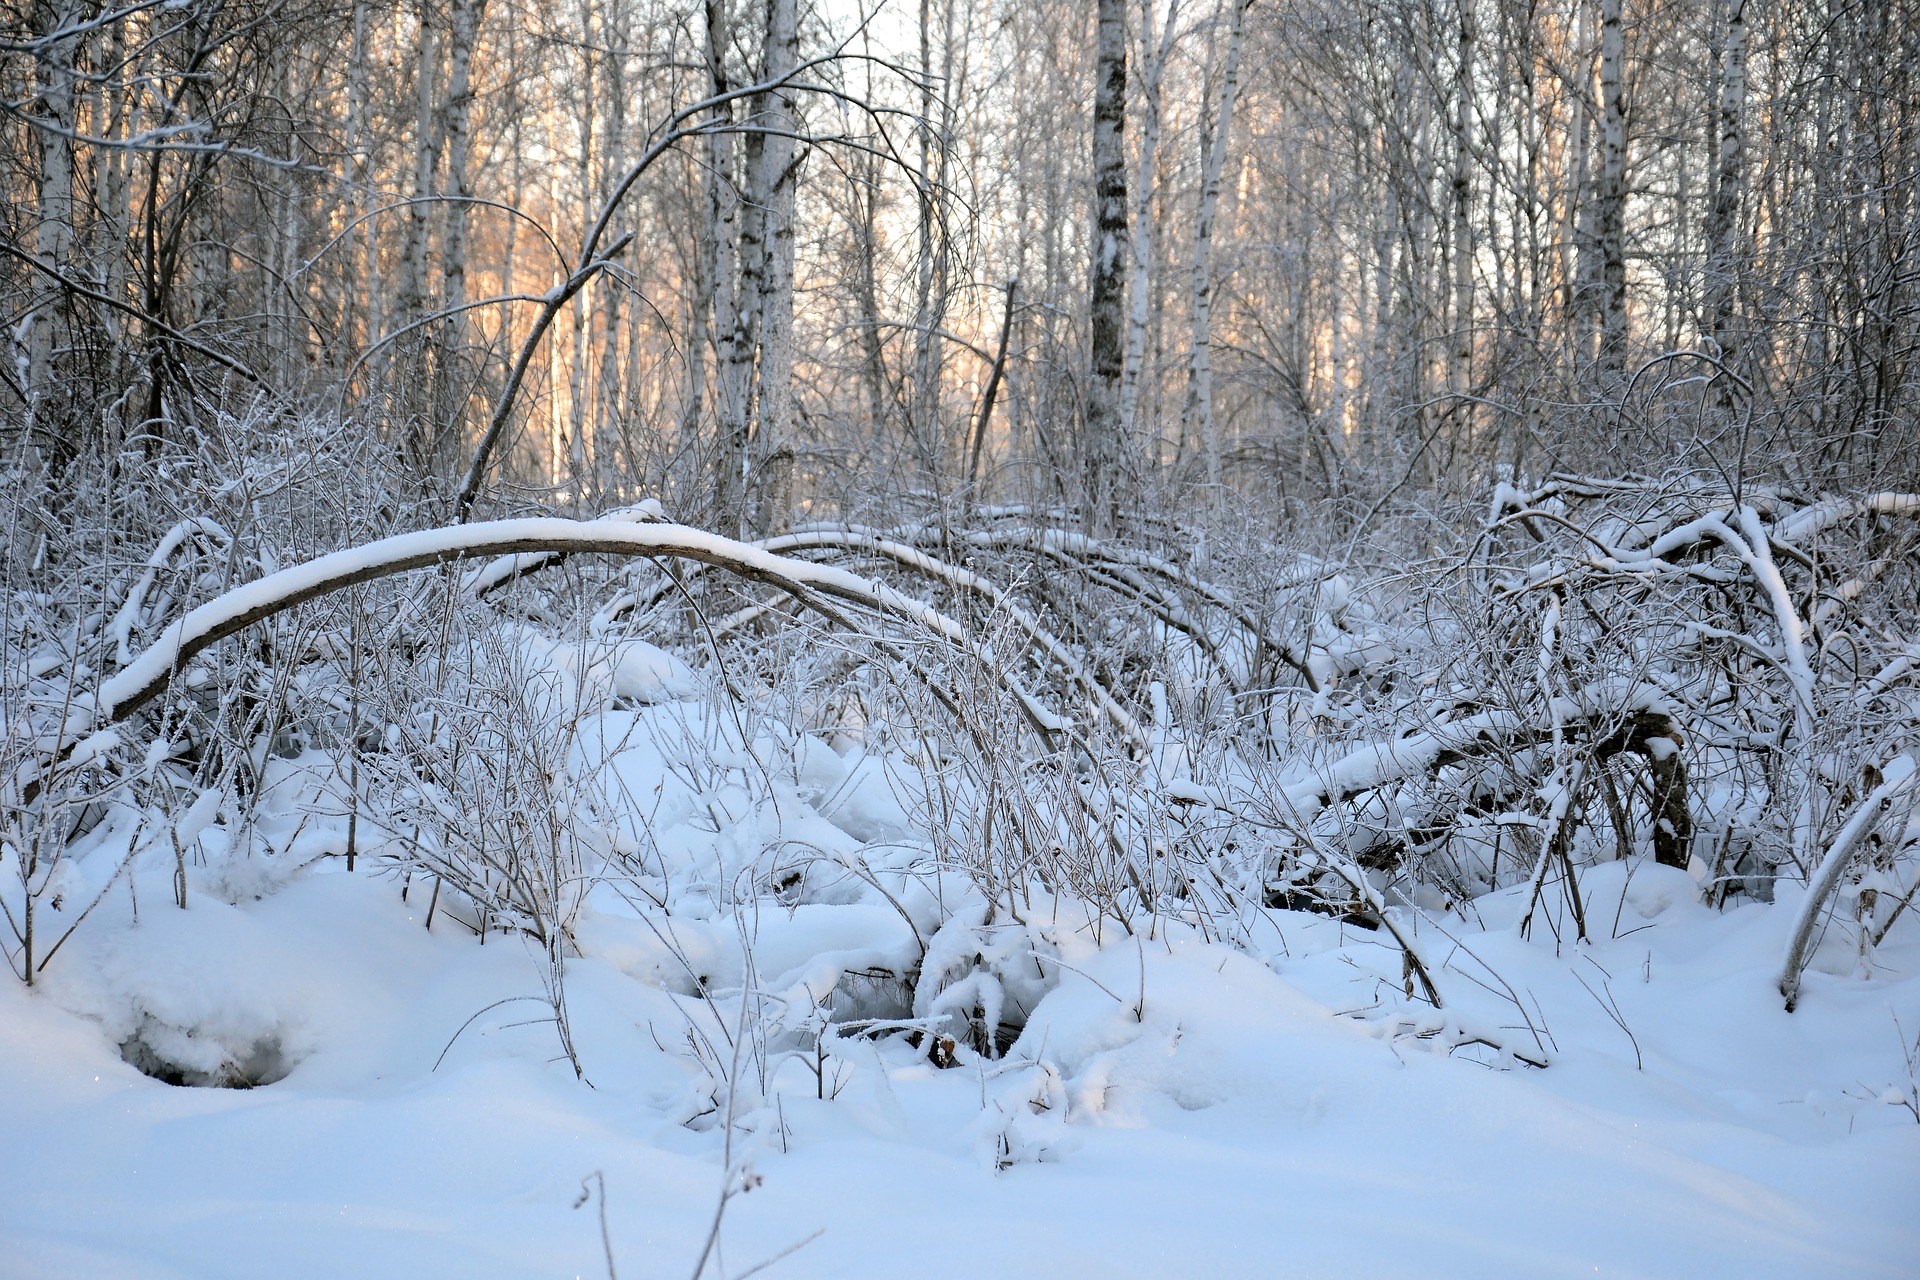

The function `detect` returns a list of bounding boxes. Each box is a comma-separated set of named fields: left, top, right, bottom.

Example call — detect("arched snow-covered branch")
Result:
left=77, top=519, right=1093, bottom=750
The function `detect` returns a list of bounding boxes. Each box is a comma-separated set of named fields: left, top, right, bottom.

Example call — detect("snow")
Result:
left=8, top=501, right=1920, bottom=1280
left=6, top=860, right=1917, bottom=1279
left=6, top=679, right=1918, bottom=1280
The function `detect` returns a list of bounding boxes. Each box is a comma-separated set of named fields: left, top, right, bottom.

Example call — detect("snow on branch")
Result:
left=762, top=528, right=1146, bottom=747
left=79, top=518, right=1088, bottom=750
left=1779, top=755, right=1919, bottom=1012
left=1777, top=493, right=1920, bottom=543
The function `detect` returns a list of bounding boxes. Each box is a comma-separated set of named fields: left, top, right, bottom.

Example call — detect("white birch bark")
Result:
left=690, top=0, right=737, bottom=467
left=1086, top=0, right=1131, bottom=534
left=22, top=0, right=81, bottom=445
left=346, top=0, right=374, bottom=352
left=1597, top=0, right=1628, bottom=380
left=440, top=0, right=486, bottom=331
left=717, top=4, right=767, bottom=534
left=1448, top=0, right=1475, bottom=417
left=596, top=0, right=631, bottom=469
left=1121, top=0, right=1180, bottom=440
left=750, top=0, right=800, bottom=534
left=566, top=0, right=597, bottom=491
left=1704, top=0, right=1746, bottom=398
left=1183, top=0, right=1247, bottom=498
left=396, top=2, right=439, bottom=332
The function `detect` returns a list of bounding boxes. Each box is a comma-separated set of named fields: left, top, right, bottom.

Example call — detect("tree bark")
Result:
left=751, top=0, right=800, bottom=536
left=1703, top=0, right=1746, bottom=403
left=1183, top=0, right=1247, bottom=500
left=1121, top=0, right=1179, bottom=440
left=23, top=0, right=81, bottom=459
left=1597, top=0, right=1628, bottom=382
left=1448, top=0, right=1475, bottom=425
left=1086, top=0, right=1131, bottom=534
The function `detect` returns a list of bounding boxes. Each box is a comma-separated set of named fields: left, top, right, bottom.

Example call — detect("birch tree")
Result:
left=20, top=0, right=82, bottom=460
left=1596, top=0, right=1628, bottom=383
left=1181, top=0, right=1248, bottom=497
left=1703, top=0, right=1746, bottom=400
left=1086, top=0, right=1131, bottom=533
left=1120, top=0, right=1180, bottom=439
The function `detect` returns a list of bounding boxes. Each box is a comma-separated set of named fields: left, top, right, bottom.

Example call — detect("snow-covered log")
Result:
left=1279, top=698, right=1693, bottom=869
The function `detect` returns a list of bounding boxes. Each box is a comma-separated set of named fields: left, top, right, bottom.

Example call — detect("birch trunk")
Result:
left=1183, top=0, right=1247, bottom=499
left=396, top=2, right=439, bottom=332
left=596, top=0, right=630, bottom=477
left=685, top=0, right=734, bottom=477
left=1448, top=0, right=1475, bottom=421
left=1704, top=0, right=1746, bottom=402
left=1086, top=0, right=1131, bottom=534
left=1121, top=0, right=1179, bottom=440
left=907, top=0, right=940, bottom=481
left=566, top=0, right=596, bottom=495
left=1597, top=0, right=1628, bottom=382
left=23, top=0, right=81, bottom=453
left=346, top=0, right=374, bottom=354
left=854, top=145, right=893, bottom=441
left=750, top=0, right=800, bottom=535
left=440, top=0, right=486, bottom=337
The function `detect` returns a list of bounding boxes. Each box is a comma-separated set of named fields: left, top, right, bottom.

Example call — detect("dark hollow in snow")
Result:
left=119, top=1030, right=293, bottom=1089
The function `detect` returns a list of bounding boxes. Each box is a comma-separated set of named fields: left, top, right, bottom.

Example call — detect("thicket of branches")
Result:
left=3, top=0, right=1919, bottom=1045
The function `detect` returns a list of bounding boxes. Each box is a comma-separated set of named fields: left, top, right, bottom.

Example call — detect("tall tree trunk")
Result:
left=567, top=0, right=597, bottom=498
left=688, top=1, right=733, bottom=494
left=1086, top=0, right=1131, bottom=534
left=1448, top=0, right=1476, bottom=426
left=440, top=0, right=485, bottom=335
left=853, top=145, right=893, bottom=443
left=1704, top=0, right=1746, bottom=404
left=1183, top=0, right=1247, bottom=499
left=346, top=0, right=374, bottom=357
left=717, top=3, right=764, bottom=535
left=23, top=0, right=81, bottom=459
left=397, top=1, right=439, bottom=330
left=1122, top=0, right=1179, bottom=440
left=96, top=14, right=130, bottom=389
left=596, top=0, right=631, bottom=492
left=908, top=0, right=940, bottom=484
left=750, top=0, right=800, bottom=535
left=1597, top=0, right=1628, bottom=382
left=1568, top=0, right=1599, bottom=367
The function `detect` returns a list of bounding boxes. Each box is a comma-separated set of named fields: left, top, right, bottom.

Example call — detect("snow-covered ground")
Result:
left=6, top=648, right=1918, bottom=1280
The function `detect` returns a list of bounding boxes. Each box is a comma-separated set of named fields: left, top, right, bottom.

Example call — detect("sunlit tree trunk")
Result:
left=1121, top=0, right=1178, bottom=441
left=907, top=0, right=946, bottom=484
left=397, top=1, right=438, bottom=332
left=345, top=0, right=375, bottom=357
left=704, top=0, right=743, bottom=528
left=566, top=0, right=597, bottom=496
left=440, top=0, right=486, bottom=342
left=595, top=0, right=631, bottom=494
left=751, top=0, right=800, bottom=534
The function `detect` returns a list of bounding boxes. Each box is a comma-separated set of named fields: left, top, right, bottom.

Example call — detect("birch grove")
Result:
left=4, top=9, right=1920, bottom=1269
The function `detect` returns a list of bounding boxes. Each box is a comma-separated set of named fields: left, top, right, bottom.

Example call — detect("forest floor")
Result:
left=4, top=686, right=1918, bottom=1280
